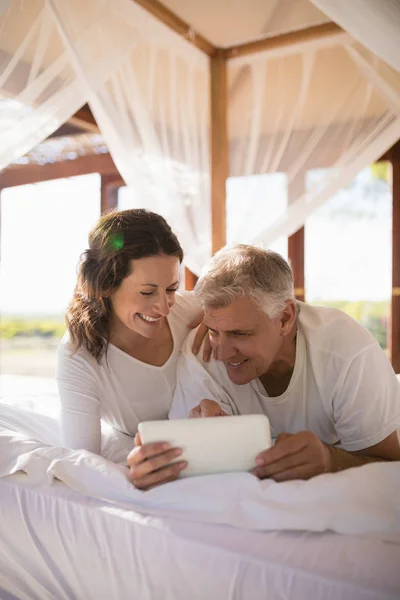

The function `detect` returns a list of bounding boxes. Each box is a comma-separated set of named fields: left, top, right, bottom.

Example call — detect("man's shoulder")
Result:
left=298, top=302, right=377, bottom=359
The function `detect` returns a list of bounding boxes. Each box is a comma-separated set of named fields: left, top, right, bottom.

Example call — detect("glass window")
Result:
left=305, top=163, right=392, bottom=351
left=0, top=174, right=101, bottom=378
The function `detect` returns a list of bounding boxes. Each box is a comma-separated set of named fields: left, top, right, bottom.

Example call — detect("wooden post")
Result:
left=288, top=174, right=305, bottom=302
left=391, top=159, right=400, bottom=373
left=101, top=175, right=120, bottom=214
left=185, top=267, right=198, bottom=291
left=211, top=49, right=228, bottom=255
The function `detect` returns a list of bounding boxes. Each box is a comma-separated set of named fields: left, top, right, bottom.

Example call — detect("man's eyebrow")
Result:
left=205, top=325, right=254, bottom=334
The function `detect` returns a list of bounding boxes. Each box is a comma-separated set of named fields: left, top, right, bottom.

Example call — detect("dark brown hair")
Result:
left=66, top=209, right=183, bottom=362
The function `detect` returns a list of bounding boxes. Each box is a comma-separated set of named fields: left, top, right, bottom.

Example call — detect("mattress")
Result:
left=1, top=473, right=400, bottom=600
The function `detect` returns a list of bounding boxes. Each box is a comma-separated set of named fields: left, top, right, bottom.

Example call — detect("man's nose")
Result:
left=217, top=337, right=235, bottom=361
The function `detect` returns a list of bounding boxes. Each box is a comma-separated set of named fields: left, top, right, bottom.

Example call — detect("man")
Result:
left=128, top=245, right=400, bottom=489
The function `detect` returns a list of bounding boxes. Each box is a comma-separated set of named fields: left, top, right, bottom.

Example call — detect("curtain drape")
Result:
left=1, top=0, right=400, bottom=270
left=311, top=0, right=400, bottom=74
left=227, top=18, right=400, bottom=248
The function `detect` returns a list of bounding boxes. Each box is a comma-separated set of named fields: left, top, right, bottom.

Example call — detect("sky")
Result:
left=0, top=167, right=392, bottom=316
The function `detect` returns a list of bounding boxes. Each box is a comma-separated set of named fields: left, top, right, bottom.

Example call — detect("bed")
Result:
left=1, top=375, right=400, bottom=600
left=1, top=473, right=400, bottom=600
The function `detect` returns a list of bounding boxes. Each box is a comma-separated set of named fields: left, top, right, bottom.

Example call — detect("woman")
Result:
left=57, top=208, right=202, bottom=470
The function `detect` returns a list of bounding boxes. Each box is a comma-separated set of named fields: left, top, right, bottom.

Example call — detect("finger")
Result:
left=127, top=441, right=171, bottom=466
left=189, top=406, right=202, bottom=418
left=134, top=432, right=142, bottom=447
left=255, top=435, right=308, bottom=467
left=270, top=463, right=315, bottom=482
left=253, top=450, right=308, bottom=479
left=202, top=334, right=212, bottom=362
left=191, top=322, right=207, bottom=355
left=129, top=447, right=183, bottom=479
left=275, top=432, right=293, bottom=444
left=131, top=460, right=188, bottom=490
left=188, top=311, right=203, bottom=330
left=213, top=346, right=219, bottom=360
left=199, top=399, right=226, bottom=418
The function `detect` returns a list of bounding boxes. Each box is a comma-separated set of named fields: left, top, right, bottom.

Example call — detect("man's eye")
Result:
left=234, top=332, right=248, bottom=337
left=140, top=291, right=153, bottom=296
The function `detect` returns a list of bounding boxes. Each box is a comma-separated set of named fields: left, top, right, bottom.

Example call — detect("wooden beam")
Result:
left=67, top=105, right=100, bottom=134
left=132, top=0, right=215, bottom=56
left=288, top=175, right=305, bottom=302
left=224, top=22, right=347, bottom=60
left=391, top=158, right=400, bottom=373
left=379, top=140, right=400, bottom=163
left=101, top=175, right=120, bottom=214
left=0, top=153, right=121, bottom=188
left=184, top=267, right=198, bottom=291
left=211, top=49, right=228, bottom=254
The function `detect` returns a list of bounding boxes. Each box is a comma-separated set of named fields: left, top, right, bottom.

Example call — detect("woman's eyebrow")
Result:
left=140, top=281, right=179, bottom=288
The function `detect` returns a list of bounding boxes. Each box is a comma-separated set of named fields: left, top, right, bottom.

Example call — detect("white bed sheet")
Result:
left=1, top=473, right=400, bottom=600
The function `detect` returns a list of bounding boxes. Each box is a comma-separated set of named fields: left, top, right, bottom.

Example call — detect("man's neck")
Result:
left=259, top=326, right=297, bottom=397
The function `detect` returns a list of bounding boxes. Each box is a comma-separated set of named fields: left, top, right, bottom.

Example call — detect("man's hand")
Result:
left=189, top=399, right=228, bottom=418
left=127, top=433, right=187, bottom=490
left=251, top=431, right=332, bottom=482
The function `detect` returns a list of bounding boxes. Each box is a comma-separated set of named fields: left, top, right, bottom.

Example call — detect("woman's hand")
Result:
left=189, top=399, right=228, bottom=418
left=191, top=320, right=217, bottom=362
left=127, top=433, right=187, bottom=490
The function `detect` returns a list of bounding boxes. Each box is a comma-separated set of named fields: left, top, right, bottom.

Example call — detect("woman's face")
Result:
left=109, top=255, right=180, bottom=338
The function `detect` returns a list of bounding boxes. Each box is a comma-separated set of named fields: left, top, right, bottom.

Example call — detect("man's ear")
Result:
left=280, top=300, right=296, bottom=335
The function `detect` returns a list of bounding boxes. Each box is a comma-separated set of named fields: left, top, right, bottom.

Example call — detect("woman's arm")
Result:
left=56, top=341, right=102, bottom=454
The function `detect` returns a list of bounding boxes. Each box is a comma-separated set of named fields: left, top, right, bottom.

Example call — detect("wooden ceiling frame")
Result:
left=129, top=1, right=347, bottom=255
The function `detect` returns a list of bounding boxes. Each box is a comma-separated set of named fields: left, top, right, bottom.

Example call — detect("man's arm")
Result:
left=169, top=329, right=236, bottom=419
left=329, top=431, right=400, bottom=472
left=252, top=430, right=400, bottom=482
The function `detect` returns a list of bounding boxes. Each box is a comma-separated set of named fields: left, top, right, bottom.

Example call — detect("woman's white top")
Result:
left=56, top=292, right=200, bottom=453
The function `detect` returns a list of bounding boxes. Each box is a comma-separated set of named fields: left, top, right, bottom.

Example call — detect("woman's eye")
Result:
left=140, top=291, right=153, bottom=297
left=166, top=288, right=178, bottom=294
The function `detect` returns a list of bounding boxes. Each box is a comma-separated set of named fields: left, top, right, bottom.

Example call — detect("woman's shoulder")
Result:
left=168, top=291, right=202, bottom=348
left=173, top=290, right=202, bottom=319
left=56, top=331, right=99, bottom=375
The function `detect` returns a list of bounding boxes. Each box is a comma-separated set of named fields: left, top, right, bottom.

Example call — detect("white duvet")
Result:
left=1, top=425, right=400, bottom=543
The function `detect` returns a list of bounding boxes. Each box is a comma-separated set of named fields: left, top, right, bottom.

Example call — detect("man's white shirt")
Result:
left=170, top=303, right=400, bottom=451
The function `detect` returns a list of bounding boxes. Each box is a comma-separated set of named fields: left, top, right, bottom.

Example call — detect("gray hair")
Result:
left=195, top=245, right=295, bottom=318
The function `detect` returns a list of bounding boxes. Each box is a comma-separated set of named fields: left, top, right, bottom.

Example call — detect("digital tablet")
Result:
left=138, top=414, right=271, bottom=478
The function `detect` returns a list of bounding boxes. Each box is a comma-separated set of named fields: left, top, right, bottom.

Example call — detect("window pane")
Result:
left=0, top=174, right=101, bottom=377
left=305, top=164, right=392, bottom=351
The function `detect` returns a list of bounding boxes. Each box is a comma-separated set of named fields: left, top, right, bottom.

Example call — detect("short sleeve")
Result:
left=56, top=337, right=101, bottom=453
left=333, top=342, right=400, bottom=451
left=169, top=329, right=236, bottom=419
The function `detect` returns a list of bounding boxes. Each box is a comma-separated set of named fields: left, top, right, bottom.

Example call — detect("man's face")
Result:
left=204, top=296, right=291, bottom=385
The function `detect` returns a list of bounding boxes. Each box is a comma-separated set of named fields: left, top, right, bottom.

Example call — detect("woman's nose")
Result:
left=154, top=294, right=170, bottom=316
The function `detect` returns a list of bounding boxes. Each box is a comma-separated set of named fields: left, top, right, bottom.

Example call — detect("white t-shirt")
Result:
left=170, top=303, right=400, bottom=452
left=57, top=291, right=200, bottom=453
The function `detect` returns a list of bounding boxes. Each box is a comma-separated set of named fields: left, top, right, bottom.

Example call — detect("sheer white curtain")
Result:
left=311, top=0, right=400, bottom=74
left=227, top=34, right=400, bottom=248
left=47, top=0, right=211, bottom=276
left=0, top=0, right=210, bottom=275
left=0, top=0, right=89, bottom=170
